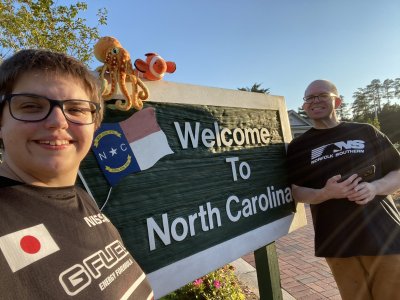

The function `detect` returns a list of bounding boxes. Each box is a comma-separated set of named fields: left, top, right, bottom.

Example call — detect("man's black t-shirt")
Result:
left=287, top=122, right=400, bottom=257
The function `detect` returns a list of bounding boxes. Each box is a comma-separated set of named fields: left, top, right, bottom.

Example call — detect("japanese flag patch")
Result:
left=0, top=224, right=60, bottom=272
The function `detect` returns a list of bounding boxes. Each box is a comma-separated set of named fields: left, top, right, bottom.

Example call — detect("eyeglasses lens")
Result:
left=304, top=93, right=333, bottom=103
left=9, top=95, right=97, bottom=124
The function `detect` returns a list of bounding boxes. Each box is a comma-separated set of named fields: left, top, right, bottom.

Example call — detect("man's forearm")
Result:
left=291, top=184, right=330, bottom=205
left=372, top=169, right=400, bottom=196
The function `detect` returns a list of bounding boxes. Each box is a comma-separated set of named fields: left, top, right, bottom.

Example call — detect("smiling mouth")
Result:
left=37, top=140, right=71, bottom=146
left=311, top=106, right=325, bottom=111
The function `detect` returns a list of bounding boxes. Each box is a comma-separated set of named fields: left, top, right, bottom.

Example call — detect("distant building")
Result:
left=288, top=110, right=313, bottom=138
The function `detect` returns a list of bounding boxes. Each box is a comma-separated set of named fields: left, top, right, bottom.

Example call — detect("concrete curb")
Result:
left=232, top=258, right=296, bottom=300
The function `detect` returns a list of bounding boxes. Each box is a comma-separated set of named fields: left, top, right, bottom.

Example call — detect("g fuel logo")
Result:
left=59, top=240, right=129, bottom=296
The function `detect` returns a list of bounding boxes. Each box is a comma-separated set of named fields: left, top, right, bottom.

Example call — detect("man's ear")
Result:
left=334, top=97, right=342, bottom=109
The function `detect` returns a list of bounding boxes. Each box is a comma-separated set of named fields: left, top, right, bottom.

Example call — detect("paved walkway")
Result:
left=242, top=204, right=341, bottom=299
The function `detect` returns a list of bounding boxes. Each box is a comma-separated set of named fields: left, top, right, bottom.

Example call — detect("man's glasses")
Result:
left=303, top=93, right=337, bottom=104
left=0, top=94, right=101, bottom=125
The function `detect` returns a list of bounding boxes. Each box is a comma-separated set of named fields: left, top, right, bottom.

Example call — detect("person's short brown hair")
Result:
left=0, top=49, right=104, bottom=128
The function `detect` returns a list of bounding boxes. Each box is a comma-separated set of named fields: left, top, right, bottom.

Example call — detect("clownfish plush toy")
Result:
left=134, top=53, right=176, bottom=81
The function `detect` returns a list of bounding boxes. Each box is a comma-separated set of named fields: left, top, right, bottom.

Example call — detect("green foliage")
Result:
left=379, top=103, right=400, bottom=143
left=352, top=102, right=400, bottom=143
left=351, top=77, right=400, bottom=120
left=160, top=265, right=245, bottom=300
left=0, top=0, right=107, bottom=64
left=365, top=116, right=380, bottom=130
left=238, top=83, right=270, bottom=94
left=337, top=95, right=352, bottom=121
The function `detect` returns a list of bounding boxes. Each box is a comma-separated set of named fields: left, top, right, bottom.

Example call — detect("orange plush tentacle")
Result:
left=94, top=36, right=150, bottom=111
left=102, top=69, right=117, bottom=99
left=136, top=78, right=149, bottom=101
left=116, top=71, right=132, bottom=111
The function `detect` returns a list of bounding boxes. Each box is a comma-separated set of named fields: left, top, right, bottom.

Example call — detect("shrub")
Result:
left=160, top=264, right=245, bottom=300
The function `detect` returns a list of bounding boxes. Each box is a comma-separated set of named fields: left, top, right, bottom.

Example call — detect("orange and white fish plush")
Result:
left=134, top=53, right=176, bottom=81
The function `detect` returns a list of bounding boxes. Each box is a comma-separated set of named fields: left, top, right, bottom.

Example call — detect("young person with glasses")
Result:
left=287, top=79, right=400, bottom=299
left=0, top=49, right=153, bottom=299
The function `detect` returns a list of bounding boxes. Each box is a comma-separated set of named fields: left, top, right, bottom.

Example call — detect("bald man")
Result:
left=287, top=79, right=400, bottom=299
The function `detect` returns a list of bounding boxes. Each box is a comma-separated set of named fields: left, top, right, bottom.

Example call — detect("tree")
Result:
left=349, top=78, right=400, bottom=141
left=365, top=116, right=380, bottom=130
left=368, top=79, right=383, bottom=115
left=382, top=79, right=394, bottom=102
left=238, top=83, right=270, bottom=94
left=0, top=0, right=107, bottom=64
left=378, top=103, right=400, bottom=143
left=337, top=95, right=352, bottom=121
left=394, top=78, right=400, bottom=99
left=350, top=77, right=400, bottom=125
left=351, top=88, right=374, bottom=122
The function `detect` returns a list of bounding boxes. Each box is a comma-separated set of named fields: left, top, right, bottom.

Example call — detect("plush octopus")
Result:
left=94, top=36, right=149, bottom=111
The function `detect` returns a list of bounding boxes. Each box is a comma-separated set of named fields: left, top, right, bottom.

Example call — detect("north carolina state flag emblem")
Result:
left=91, top=107, right=173, bottom=186
left=0, top=224, right=60, bottom=272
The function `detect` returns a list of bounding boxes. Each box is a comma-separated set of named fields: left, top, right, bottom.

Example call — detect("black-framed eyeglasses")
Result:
left=0, top=93, right=101, bottom=125
left=303, top=93, right=337, bottom=104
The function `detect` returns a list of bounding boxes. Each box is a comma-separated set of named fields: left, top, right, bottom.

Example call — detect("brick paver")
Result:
left=242, top=204, right=341, bottom=299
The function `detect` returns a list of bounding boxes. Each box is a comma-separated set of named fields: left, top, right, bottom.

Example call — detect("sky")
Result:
left=84, top=0, right=400, bottom=111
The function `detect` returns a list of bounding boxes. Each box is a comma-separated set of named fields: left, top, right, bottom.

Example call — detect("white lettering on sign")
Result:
left=174, top=121, right=271, bottom=149
left=147, top=202, right=222, bottom=251
left=226, top=186, right=292, bottom=222
left=146, top=186, right=292, bottom=250
left=225, top=157, right=251, bottom=181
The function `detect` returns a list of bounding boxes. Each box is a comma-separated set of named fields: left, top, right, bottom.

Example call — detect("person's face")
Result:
left=0, top=72, right=95, bottom=185
left=302, top=82, right=340, bottom=121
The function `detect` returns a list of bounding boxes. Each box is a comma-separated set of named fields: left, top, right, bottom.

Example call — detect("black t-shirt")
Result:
left=287, top=122, right=400, bottom=257
left=0, top=177, right=153, bottom=299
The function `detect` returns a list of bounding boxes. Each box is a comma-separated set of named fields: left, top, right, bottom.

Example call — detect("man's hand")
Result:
left=347, top=182, right=377, bottom=205
left=291, top=174, right=362, bottom=205
left=347, top=169, right=400, bottom=205
left=323, top=174, right=362, bottom=200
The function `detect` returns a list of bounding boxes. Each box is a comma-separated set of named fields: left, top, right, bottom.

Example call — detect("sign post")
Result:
left=79, top=80, right=307, bottom=299
left=255, top=243, right=283, bottom=299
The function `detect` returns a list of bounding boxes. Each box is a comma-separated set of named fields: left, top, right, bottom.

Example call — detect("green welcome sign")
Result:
left=79, top=81, right=304, bottom=298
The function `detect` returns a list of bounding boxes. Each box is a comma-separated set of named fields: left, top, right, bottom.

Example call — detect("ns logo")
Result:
left=312, top=140, right=365, bottom=161
left=332, top=140, right=365, bottom=152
